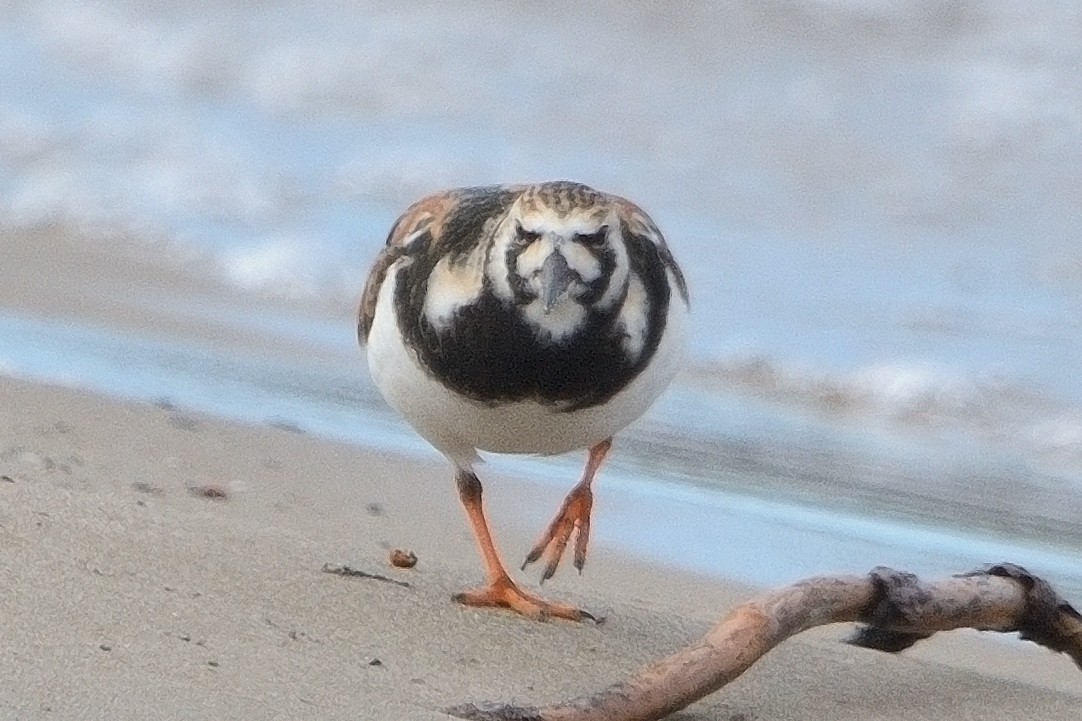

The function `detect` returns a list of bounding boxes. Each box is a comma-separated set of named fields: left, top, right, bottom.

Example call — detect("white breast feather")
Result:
left=617, top=272, right=649, bottom=362
left=519, top=298, right=587, bottom=341
left=423, top=246, right=486, bottom=329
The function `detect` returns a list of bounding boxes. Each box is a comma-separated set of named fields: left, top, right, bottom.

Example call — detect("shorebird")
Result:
left=359, top=181, right=688, bottom=620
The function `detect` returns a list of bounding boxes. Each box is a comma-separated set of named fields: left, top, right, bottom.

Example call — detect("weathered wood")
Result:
left=448, top=563, right=1082, bottom=721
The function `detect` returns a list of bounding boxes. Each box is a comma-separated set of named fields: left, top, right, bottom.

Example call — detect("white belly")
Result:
left=366, top=265, right=687, bottom=467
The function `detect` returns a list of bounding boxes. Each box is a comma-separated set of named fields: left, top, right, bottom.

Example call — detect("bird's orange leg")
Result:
left=521, top=437, right=612, bottom=582
left=453, top=469, right=592, bottom=622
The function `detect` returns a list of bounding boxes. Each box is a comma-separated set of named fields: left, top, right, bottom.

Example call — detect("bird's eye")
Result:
left=575, top=227, right=608, bottom=247
left=515, top=222, right=541, bottom=244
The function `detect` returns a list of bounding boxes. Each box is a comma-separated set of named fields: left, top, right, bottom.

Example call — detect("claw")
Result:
left=455, top=576, right=591, bottom=622
left=523, top=484, right=592, bottom=582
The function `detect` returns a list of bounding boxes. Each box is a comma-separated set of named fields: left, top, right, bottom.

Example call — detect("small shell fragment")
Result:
left=389, top=549, right=418, bottom=569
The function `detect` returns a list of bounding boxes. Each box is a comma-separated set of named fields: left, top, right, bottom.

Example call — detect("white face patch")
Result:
left=514, top=211, right=612, bottom=296
left=514, top=235, right=555, bottom=278
left=423, top=242, right=487, bottom=329
left=559, top=242, right=602, bottom=284
left=617, top=272, right=650, bottom=362
left=487, top=202, right=628, bottom=339
left=519, top=297, right=588, bottom=342
left=515, top=239, right=603, bottom=334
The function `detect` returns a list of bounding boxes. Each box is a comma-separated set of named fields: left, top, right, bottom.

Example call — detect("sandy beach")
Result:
left=4, top=2, right=1082, bottom=717
left=1, top=372, right=1080, bottom=720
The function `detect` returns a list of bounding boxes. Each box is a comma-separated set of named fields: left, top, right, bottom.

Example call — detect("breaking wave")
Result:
left=687, top=353, right=1082, bottom=475
left=1, top=0, right=1080, bottom=494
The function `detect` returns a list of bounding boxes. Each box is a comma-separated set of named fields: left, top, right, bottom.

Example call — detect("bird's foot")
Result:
left=453, top=576, right=595, bottom=622
left=521, top=483, right=592, bottom=582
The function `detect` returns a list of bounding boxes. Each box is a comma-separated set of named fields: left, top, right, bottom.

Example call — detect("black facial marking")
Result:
left=515, top=222, right=541, bottom=245
left=505, top=223, right=544, bottom=303
left=504, top=239, right=535, bottom=304
left=393, top=208, right=675, bottom=411
left=574, top=227, right=607, bottom=248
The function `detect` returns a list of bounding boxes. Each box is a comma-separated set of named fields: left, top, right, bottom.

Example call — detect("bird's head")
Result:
left=487, top=183, right=630, bottom=339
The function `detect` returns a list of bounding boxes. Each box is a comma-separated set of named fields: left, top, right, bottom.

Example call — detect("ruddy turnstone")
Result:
left=358, top=181, right=688, bottom=620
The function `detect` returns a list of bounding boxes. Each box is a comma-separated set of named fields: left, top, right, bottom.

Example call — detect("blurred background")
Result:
left=1, top=0, right=1080, bottom=589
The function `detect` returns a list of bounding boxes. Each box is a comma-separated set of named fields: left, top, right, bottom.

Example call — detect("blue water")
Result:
left=1, top=307, right=1080, bottom=599
left=2, top=1, right=1081, bottom=592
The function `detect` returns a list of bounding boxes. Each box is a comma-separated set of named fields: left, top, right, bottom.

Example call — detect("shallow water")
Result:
left=2, top=303, right=1080, bottom=600
left=1, top=1, right=1081, bottom=589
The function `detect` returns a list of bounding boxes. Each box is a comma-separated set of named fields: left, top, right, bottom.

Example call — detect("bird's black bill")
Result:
left=540, top=251, right=574, bottom=314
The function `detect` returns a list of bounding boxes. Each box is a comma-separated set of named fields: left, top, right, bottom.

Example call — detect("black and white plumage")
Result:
left=358, top=181, right=688, bottom=620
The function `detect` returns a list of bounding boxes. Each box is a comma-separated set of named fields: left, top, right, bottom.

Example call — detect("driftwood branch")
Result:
left=448, top=563, right=1082, bottom=721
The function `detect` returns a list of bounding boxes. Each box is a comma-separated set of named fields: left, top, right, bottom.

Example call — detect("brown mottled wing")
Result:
left=356, top=185, right=528, bottom=344
left=610, top=196, right=689, bottom=305
left=356, top=190, right=459, bottom=345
